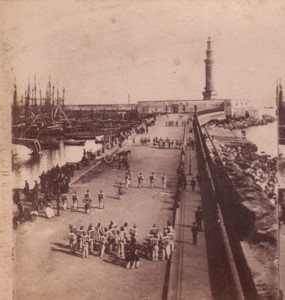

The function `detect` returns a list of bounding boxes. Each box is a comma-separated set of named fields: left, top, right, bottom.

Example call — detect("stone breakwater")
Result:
left=205, top=124, right=277, bottom=243
left=204, top=118, right=278, bottom=297
left=205, top=114, right=276, bottom=131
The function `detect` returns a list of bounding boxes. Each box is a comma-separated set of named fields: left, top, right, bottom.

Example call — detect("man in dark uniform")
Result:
left=190, top=177, right=196, bottom=192
left=149, top=172, right=155, bottom=188
left=179, top=171, right=187, bottom=190
left=23, top=180, right=30, bottom=200
left=191, top=222, right=199, bottom=245
left=98, top=190, right=105, bottom=209
left=195, top=207, right=203, bottom=231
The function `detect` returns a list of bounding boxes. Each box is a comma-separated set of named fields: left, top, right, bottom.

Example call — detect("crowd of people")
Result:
left=38, top=163, right=76, bottom=196
left=66, top=220, right=175, bottom=267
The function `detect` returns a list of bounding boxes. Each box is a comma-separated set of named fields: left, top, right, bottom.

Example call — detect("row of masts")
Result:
left=15, top=76, right=65, bottom=108
left=13, top=76, right=69, bottom=125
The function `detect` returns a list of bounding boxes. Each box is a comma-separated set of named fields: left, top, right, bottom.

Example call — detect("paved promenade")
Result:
left=13, top=114, right=211, bottom=300
left=167, top=127, right=211, bottom=300
left=14, top=115, right=177, bottom=300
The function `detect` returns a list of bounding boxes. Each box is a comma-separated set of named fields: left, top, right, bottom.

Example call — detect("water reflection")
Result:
left=12, top=140, right=102, bottom=188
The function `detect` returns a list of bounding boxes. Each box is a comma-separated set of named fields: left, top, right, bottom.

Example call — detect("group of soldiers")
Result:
left=133, top=135, right=184, bottom=150
left=66, top=220, right=175, bottom=267
left=61, top=189, right=105, bottom=213
left=59, top=168, right=168, bottom=213
left=165, top=120, right=187, bottom=127
left=146, top=222, right=175, bottom=261
left=136, top=172, right=167, bottom=189
left=153, top=137, right=183, bottom=149
left=136, top=136, right=151, bottom=145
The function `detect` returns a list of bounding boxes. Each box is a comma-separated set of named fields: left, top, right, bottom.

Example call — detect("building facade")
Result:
left=224, top=99, right=259, bottom=118
left=137, top=99, right=226, bottom=116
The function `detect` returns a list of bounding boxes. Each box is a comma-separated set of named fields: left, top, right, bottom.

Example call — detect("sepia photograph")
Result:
left=1, top=1, right=285, bottom=299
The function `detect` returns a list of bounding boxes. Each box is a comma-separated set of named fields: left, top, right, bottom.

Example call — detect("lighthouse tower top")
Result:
left=203, top=37, right=217, bottom=100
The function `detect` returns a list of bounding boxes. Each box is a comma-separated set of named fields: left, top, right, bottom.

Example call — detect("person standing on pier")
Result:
left=23, top=180, right=30, bottom=200
left=150, top=233, right=159, bottom=261
left=195, top=207, right=203, bottom=231
left=98, top=190, right=105, bottom=209
left=191, top=222, right=199, bottom=245
left=138, top=173, right=144, bottom=188
left=72, top=191, right=79, bottom=210
left=82, top=231, right=89, bottom=259
left=161, top=174, right=167, bottom=190
left=179, top=171, right=187, bottom=190
left=83, top=190, right=92, bottom=213
left=161, top=229, right=171, bottom=261
left=61, top=194, right=68, bottom=211
left=67, top=227, right=77, bottom=255
left=149, top=172, right=156, bottom=188
left=33, top=180, right=39, bottom=200
left=125, top=172, right=131, bottom=189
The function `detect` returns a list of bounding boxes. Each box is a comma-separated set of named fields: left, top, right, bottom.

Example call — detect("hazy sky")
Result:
left=2, top=0, right=285, bottom=105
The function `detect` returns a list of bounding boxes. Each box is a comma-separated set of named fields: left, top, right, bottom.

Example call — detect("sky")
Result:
left=1, top=0, right=285, bottom=105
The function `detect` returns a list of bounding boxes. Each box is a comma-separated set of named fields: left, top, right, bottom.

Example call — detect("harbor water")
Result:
left=12, top=140, right=102, bottom=189
left=12, top=120, right=278, bottom=189
left=245, top=121, right=277, bottom=157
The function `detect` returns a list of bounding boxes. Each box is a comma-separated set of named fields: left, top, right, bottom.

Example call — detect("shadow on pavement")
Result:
left=50, top=247, right=72, bottom=255
left=51, top=242, right=70, bottom=249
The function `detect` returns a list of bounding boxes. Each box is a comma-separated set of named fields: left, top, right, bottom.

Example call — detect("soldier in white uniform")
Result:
left=118, top=227, right=126, bottom=259
left=149, top=224, right=159, bottom=235
left=76, top=226, right=84, bottom=252
left=149, top=233, right=159, bottom=261
left=125, top=172, right=131, bottom=189
left=129, top=224, right=138, bottom=239
left=67, top=227, right=77, bottom=255
left=160, top=229, right=171, bottom=260
left=61, top=194, right=68, bottom=210
left=87, top=224, right=95, bottom=253
left=99, top=233, right=107, bottom=258
left=138, top=173, right=144, bottom=188
left=82, top=231, right=89, bottom=258
left=168, top=230, right=175, bottom=253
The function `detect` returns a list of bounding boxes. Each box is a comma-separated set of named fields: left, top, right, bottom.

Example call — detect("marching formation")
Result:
left=61, top=170, right=168, bottom=213
left=67, top=220, right=175, bottom=268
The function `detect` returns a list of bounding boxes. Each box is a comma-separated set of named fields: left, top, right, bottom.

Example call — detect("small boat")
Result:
left=63, top=139, right=86, bottom=146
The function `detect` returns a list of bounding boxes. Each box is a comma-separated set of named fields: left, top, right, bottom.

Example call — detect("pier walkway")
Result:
left=167, top=127, right=211, bottom=300
left=14, top=114, right=211, bottom=300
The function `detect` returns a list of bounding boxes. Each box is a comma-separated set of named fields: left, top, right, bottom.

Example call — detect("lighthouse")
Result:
left=203, top=37, right=217, bottom=100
